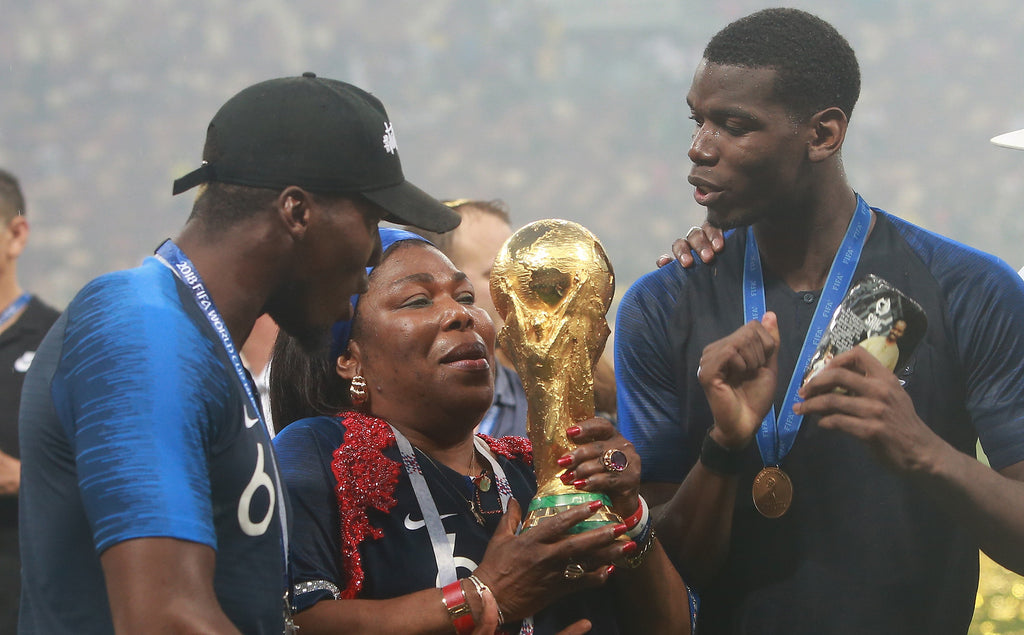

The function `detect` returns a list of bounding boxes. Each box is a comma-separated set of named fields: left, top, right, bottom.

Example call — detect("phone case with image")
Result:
left=802, top=274, right=927, bottom=386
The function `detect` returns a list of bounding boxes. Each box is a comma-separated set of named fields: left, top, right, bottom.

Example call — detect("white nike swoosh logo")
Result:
left=404, top=513, right=456, bottom=530
left=244, top=409, right=259, bottom=429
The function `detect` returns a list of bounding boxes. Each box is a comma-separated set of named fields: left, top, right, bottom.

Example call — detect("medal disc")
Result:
left=752, top=466, right=793, bottom=518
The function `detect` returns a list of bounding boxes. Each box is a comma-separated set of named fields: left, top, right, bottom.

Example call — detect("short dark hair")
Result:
left=188, top=182, right=358, bottom=233
left=703, top=8, right=861, bottom=122
left=410, top=199, right=511, bottom=257
left=0, top=169, right=26, bottom=221
left=187, top=182, right=280, bottom=231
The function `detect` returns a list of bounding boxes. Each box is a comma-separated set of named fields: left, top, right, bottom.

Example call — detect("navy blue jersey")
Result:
left=615, top=206, right=1024, bottom=634
left=275, top=413, right=621, bottom=635
left=18, top=257, right=286, bottom=634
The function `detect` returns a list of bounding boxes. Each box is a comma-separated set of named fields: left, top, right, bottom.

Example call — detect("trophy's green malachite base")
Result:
left=520, top=492, right=622, bottom=534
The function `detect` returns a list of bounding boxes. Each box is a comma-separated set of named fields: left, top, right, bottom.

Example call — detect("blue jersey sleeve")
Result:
left=891, top=216, right=1024, bottom=470
left=51, top=264, right=224, bottom=553
left=273, top=418, right=346, bottom=611
left=944, top=255, right=1024, bottom=470
left=615, top=265, right=692, bottom=483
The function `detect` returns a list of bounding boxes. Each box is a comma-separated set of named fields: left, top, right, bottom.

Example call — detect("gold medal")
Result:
left=752, top=466, right=793, bottom=518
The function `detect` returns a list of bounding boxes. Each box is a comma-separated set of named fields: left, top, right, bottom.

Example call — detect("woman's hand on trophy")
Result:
left=471, top=497, right=630, bottom=623
left=557, top=417, right=641, bottom=519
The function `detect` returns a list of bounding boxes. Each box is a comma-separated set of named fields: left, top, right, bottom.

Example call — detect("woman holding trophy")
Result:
left=270, top=227, right=692, bottom=634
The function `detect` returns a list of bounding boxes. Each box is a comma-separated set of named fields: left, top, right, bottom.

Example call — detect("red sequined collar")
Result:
left=330, top=411, right=400, bottom=599
left=329, top=411, right=534, bottom=599
left=478, top=433, right=533, bottom=466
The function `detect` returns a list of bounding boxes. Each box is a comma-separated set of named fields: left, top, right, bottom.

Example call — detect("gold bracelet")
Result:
left=624, top=527, right=657, bottom=569
left=467, top=574, right=505, bottom=625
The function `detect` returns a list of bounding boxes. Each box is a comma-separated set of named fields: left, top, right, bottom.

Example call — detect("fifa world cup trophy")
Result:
left=490, top=219, right=618, bottom=532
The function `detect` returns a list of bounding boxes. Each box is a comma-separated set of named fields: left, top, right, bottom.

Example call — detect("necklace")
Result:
left=465, top=445, right=492, bottom=492
left=420, top=445, right=494, bottom=526
left=389, top=427, right=532, bottom=635
left=472, top=471, right=492, bottom=492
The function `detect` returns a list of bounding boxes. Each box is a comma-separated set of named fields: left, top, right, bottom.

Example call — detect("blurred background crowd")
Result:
left=3, top=0, right=1024, bottom=631
left=5, top=0, right=1024, bottom=309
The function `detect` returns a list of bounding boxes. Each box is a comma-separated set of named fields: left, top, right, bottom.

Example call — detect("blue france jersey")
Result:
left=615, top=208, right=1024, bottom=633
left=18, top=257, right=286, bottom=634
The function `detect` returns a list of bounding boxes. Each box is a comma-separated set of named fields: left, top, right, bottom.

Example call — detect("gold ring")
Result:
left=562, top=563, right=586, bottom=580
left=601, top=449, right=628, bottom=473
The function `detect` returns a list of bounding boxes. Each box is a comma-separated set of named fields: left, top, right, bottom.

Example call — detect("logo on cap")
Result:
left=382, top=122, right=398, bottom=155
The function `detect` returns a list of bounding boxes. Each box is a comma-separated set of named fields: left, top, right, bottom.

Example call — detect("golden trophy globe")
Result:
left=490, top=219, right=618, bottom=532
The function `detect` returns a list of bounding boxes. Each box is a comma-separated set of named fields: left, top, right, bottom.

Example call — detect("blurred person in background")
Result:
left=616, top=9, right=1024, bottom=634
left=412, top=199, right=616, bottom=439
left=0, top=169, right=60, bottom=633
left=16, top=74, right=459, bottom=634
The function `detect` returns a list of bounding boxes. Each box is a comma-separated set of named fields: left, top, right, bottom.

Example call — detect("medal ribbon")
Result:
left=742, top=196, right=871, bottom=466
left=154, top=240, right=293, bottom=629
left=0, top=292, right=31, bottom=330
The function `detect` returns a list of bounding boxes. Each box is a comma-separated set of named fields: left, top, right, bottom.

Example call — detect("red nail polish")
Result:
left=560, top=471, right=574, bottom=484
left=557, top=456, right=573, bottom=467
left=607, top=565, right=616, bottom=576
left=573, top=479, right=587, bottom=489
left=612, top=523, right=628, bottom=537
left=622, top=541, right=638, bottom=555
left=588, top=501, right=604, bottom=512
left=566, top=426, right=582, bottom=438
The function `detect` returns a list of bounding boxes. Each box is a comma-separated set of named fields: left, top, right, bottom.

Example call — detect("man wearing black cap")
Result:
left=17, top=74, right=459, bottom=634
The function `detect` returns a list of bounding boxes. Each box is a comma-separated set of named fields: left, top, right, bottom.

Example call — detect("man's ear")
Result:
left=807, top=107, right=849, bottom=162
left=277, top=187, right=312, bottom=240
left=4, top=216, right=29, bottom=259
left=335, top=341, right=362, bottom=380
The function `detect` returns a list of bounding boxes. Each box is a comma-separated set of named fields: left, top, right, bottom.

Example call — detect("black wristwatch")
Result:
left=699, top=428, right=746, bottom=475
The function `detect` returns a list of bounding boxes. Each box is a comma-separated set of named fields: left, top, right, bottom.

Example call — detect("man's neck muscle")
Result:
left=753, top=184, right=864, bottom=292
left=174, top=221, right=282, bottom=346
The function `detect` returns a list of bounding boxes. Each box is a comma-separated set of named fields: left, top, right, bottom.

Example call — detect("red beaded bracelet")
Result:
left=622, top=496, right=645, bottom=530
left=441, top=580, right=475, bottom=635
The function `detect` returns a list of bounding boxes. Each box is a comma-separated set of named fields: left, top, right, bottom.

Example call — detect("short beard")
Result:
left=264, top=283, right=330, bottom=354
left=707, top=206, right=765, bottom=231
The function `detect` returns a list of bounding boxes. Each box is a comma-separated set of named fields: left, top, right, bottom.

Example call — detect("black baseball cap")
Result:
left=173, top=72, right=460, bottom=233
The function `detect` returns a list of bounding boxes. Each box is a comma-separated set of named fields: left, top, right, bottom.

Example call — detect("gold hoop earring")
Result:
left=350, top=375, right=368, bottom=406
